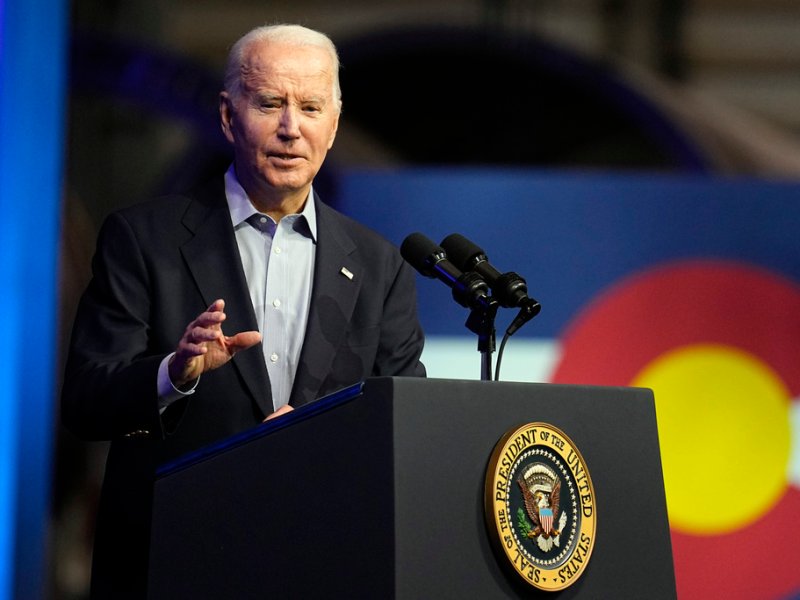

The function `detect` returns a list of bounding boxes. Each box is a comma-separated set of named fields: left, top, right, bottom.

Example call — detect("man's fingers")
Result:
left=264, top=404, right=294, bottom=421
left=225, top=331, right=262, bottom=353
left=193, top=309, right=226, bottom=329
left=178, top=342, right=208, bottom=356
left=185, top=300, right=227, bottom=331
left=188, top=326, right=222, bottom=343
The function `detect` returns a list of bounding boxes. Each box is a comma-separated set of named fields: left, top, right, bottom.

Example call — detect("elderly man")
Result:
left=62, top=24, right=425, bottom=598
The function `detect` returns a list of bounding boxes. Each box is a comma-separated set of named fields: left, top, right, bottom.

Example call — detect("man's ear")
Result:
left=219, top=92, right=235, bottom=144
left=327, top=111, right=340, bottom=150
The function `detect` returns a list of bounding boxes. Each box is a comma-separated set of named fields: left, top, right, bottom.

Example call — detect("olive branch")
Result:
left=517, top=507, right=532, bottom=537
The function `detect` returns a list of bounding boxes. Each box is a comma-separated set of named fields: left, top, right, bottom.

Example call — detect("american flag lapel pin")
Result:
left=340, top=266, right=354, bottom=280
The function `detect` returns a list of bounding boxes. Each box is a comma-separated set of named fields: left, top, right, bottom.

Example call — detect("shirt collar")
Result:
left=224, top=164, right=318, bottom=241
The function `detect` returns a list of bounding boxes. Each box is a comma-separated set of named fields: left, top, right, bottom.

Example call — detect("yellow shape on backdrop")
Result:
left=633, top=344, right=791, bottom=535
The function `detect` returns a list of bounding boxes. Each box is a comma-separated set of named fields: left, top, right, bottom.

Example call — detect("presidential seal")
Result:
left=484, top=422, right=596, bottom=591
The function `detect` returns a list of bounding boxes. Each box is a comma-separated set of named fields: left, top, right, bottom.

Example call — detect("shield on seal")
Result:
left=539, top=507, right=554, bottom=534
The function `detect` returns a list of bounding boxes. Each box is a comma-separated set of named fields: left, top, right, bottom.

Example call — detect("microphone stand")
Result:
left=448, top=271, right=499, bottom=381
left=464, top=297, right=499, bottom=381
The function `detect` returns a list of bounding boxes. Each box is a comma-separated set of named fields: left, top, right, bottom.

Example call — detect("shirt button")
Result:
left=259, top=216, right=267, bottom=224
left=274, top=246, right=282, bottom=254
left=272, top=298, right=281, bottom=308
left=269, top=353, right=279, bottom=363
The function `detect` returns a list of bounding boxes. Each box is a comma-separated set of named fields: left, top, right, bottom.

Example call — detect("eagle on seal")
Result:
left=518, top=464, right=562, bottom=539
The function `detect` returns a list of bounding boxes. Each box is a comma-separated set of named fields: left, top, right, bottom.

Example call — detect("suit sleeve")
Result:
left=61, top=212, right=164, bottom=441
left=372, top=254, right=427, bottom=378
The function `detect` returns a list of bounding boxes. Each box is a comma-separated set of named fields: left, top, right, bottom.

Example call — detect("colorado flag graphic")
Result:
left=337, top=169, right=800, bottom=600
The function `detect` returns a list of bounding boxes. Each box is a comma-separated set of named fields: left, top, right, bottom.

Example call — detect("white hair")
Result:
left=223, top=24, right=342, bottom=111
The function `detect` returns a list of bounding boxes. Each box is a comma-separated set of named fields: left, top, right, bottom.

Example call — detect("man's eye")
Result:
left=303, top=105, right=321, bottom=113
left=256, top=97, right=280, bottom=109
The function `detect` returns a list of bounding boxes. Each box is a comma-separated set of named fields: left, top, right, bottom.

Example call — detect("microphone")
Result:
left=400, top=233, right=494, bottom=311
left=440, top=233, right=540, bottom=334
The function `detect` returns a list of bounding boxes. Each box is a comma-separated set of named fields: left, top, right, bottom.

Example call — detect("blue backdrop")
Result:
left=336, top=169, right=800, bottom=339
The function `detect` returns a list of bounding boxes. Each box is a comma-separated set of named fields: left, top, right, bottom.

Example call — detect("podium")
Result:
left=148, top=377, right=676, bottom=598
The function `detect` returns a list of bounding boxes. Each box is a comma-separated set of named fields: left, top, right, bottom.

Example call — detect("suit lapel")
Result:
left=179, top=181, right=273, bottom=416
left=290, top=199, right=362, bottom=407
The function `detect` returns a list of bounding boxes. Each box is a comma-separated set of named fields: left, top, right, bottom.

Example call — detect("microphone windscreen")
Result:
left=441, top=233, right=483, bottom=271
left=400, top=233, right=442, bottom=277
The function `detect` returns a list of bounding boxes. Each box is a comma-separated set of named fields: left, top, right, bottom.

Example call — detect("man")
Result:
left=62, top=24, right=426, bottom=598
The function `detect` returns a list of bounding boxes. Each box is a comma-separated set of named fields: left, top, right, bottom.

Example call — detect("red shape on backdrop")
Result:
left=551, top=260, right=800, bottom=600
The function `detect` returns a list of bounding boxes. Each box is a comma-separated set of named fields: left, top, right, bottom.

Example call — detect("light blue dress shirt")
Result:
left=225, top=166, right=317, bottom=410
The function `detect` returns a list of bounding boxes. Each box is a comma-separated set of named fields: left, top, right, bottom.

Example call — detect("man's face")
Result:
left=220, top=40, right=339, bottom=207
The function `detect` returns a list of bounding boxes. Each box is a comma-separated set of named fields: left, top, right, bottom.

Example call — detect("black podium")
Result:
left=148, top=377, right=676, bottom=598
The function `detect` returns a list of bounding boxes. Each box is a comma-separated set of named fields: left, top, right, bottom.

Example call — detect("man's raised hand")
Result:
left=168, top=299, right=261, bottom=387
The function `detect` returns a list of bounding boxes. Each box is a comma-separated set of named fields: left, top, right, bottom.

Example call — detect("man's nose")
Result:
left=278, top=105, right=301, bottom=139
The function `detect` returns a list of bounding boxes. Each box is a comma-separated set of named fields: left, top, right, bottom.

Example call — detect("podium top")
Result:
left=156, top=381, right=364, bottom=477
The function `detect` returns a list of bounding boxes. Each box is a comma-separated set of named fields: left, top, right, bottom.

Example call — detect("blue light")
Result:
left=0, top=0, right=67, bottom=598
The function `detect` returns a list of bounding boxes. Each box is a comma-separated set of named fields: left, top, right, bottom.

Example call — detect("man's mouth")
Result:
left=268, top=152, right=303, bottom=162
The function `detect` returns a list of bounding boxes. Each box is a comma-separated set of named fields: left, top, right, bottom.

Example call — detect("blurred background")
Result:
left=11, top=0, right=800, bottom=598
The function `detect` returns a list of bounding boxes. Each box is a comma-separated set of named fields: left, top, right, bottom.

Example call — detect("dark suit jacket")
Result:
left=61, top=176, right=425, bottom=598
